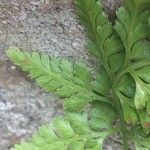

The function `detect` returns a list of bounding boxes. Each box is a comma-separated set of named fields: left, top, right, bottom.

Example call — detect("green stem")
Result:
left=117, top=105, right=129, bottom=150
left=112, top=90, right=129, bottom=150
left=111, top=74, right=129, bottom=150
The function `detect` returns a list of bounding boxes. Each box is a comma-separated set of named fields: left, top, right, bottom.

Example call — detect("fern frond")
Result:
left=7, top=49, right=109, bottom=111
left=115, top=0, right=150, bottom=65
left=75, top=0, right=124, bottom=75
left=11, top=113, right=117, bottom=150
left=114, top=0, right=150, bottom=133
left=131, top=66, right=150, bottom=133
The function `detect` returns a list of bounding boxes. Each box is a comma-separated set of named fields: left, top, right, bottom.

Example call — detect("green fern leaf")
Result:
left=132, top=126, right=150, bottom=150
left=89, top=102, right=116, bottom=130
left=91, top=67, right=111, bottom=97
left=76, top=0, right=124, bottom=75
left=131, top=41, right=150, bottom=60
left=117, top=92, right=138, bottom=125
left=114, top=0, right=150, bottom=134
left=115, top=74, right=138, bottom=125
left=131, top=68, right=150, bottom=132
left=11, top=113, right=116, bottom=150
left=7, top=49, right=109, bottom=111
left=117, top=74, right=135, bottom=99
left=115, top=0, right=150, bottom=65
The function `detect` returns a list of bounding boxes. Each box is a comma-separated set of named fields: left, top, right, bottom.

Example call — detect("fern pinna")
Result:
left=7, top=0, right=150, bottom=150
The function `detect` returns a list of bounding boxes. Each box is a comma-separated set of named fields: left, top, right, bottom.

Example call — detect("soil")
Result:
left=0, top=0, right=133, bottom=150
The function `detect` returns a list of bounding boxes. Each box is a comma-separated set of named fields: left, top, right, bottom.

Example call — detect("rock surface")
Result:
left=0, top=0, right=129, bottom=150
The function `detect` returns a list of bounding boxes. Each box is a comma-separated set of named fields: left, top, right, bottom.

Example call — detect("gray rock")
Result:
left=0, top=61, right=63, bottom=150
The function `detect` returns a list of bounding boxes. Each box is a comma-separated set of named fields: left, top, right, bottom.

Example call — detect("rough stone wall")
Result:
left=0, top=0, right=123, bottom=150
